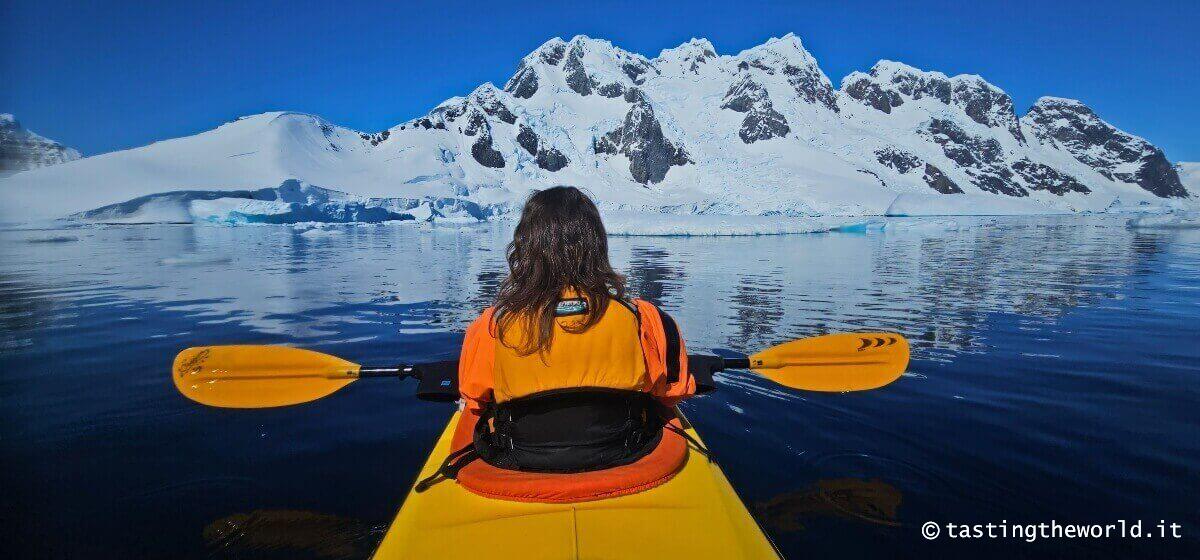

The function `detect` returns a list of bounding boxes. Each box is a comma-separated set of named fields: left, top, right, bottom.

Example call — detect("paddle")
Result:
left=173, top=332, right=909, bottom=408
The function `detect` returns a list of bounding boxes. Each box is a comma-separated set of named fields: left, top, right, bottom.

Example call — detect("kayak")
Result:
left=172, top=335, right=908, bottom=558
left=373, top=409, right=781, bottom=559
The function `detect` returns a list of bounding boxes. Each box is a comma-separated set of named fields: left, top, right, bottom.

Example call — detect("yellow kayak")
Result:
left=373, top=410, right=781, bottom=559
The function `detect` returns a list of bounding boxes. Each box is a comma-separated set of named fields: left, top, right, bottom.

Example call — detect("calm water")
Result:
left=2, top=217, right=1198, bottom=559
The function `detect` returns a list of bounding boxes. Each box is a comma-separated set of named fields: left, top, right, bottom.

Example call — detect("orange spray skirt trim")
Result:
left=450, top=407, right=690, bottom=504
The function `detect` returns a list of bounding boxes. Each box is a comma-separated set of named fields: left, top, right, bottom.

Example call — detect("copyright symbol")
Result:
left=922, top=521, right=940, bottom=540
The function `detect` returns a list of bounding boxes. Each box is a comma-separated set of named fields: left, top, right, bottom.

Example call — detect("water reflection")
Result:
left=2, top=215, right=1198, bottom=559
left=757, top=478, right=903, bottom=532
left=625, top=246, right=683, bottom=306
left=204, top=510, right=382, bottom=560
left=0, top=217, right=1183, bottom=360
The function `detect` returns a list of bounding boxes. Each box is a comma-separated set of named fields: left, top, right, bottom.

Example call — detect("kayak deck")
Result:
left=373, top=410, right=779, bottom=560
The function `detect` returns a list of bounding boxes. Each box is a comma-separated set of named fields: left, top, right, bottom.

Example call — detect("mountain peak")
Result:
left=565, top=34, right=621, bottom=54
left=868, top=60, right=942, bottom=81
left=0, top=113, right=82, bottom=173
left=1023, top=95, right=1185, bottom=197
left=657, top=37, right=718, bottom=60
left=1031, top=96, right=1089, bottom=111
left=742, top=33, right=817, bottom=64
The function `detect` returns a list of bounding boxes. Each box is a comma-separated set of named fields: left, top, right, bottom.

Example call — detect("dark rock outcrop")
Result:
left=1022, top=97, right=1187, bottom=198
left=598, top=82, right=626, bottom=98
left=0, top=114, right=81, bottom=172
left=471, top=139, right=505, bottom=168
left=874, top=147, right=921, bottom=174
left=951, top=79, right=1024, bottom=142
left=887, top=66, right=952, bottom=104
left=922, top=164, right=963, bottom=194
left=721, top=75, right=790, bottom=143
left=536, top=148, right=569, bottom=172
left=924, top=118, right=1025, bottom=196
left=504, top=61, right=539, bottom=99
left=539, top=42, right=566, bottom=65
left=873, top=147, right=963, bottom=194
left=622, top=63, right=649, bottom=84
left=475, top=92, right=517, bottom=124
left=359, top=130, right=390, bottom=146
left=564, top=43, right=598, bottom=96
left=516, top=125, right=539, bottom=155
left=844, top=77, right=903, bottom=114
left=515, top=124, right=568, bottom=171
left=842, top=63, right=1023, bottom=141
left=1012, top=159, right=1090, bottom=195
left=784, top=63, right=839, bottom=112
left=594, top=89, right=690, bottom=184
left=464, top=111, right=504, bottom=168
left=737, top=106, right=791, bottom=145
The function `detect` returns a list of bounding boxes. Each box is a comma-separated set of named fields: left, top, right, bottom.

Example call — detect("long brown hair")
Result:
left=494, top=186, right=626, bottom=355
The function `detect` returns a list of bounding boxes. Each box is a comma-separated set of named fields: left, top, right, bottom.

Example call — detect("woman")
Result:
left=451, top=186, right=703, bottom=478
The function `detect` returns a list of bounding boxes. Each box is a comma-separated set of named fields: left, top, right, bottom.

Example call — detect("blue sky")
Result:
left=3, top=0, right=1198, bottom=160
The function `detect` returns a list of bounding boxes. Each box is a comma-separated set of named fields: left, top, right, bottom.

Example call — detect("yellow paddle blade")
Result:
left=749, top=332, right=909, bottom=392
left=173, top=345, right=361, bottom=408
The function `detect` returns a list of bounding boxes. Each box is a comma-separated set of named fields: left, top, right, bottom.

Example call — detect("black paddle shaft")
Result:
left=361, top=356, right=739, bottom=401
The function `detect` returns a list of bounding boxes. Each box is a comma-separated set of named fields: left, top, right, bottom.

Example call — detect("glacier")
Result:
left=0, top=34, right=1194, bottom=228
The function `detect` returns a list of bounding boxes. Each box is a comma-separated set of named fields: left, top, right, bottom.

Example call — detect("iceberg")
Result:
left=69, top=179, right=487, bottom=225
left=1126, top=212, right=1200, bottom=230
left=601, top=211, right=856, bottom=236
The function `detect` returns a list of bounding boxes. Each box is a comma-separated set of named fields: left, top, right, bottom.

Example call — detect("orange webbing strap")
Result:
left=633, top=299, right=696, bottom=403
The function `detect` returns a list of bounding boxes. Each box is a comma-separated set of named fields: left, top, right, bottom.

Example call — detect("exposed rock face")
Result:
left=887, top=65, right=951, bottom=103
left=516, top=125, right=539, bottom=155
left=875, top=147, right=921, bottom=174
left=516, top=124, right=569, bottom=171
left=736, top=34, right=839, bottom=112
left=422, top=88, right=514, bottom=130
left=359, top=130, right=390, bottom=146
left=539, top=41, right=566, bottom=65
left=504, top=61, right=538, bottom=99
left=598, top=82, right=625, bottom=98
left=1012, top=159, right=1090, bottom=195
left=951, top=79, right=1024, bottom=141
left=667, top=38, right=718, bottom=74
left=594, top=89, right=690, bottom=184
left=844, top=76, right=903, bottom=114
left=622, top=63, right=649, bottom=84
left=922, top=163, right=963, bottom=194
left=464, top=111, right=504, bottom=168
left=842, top=62, right=1023, bottom=140
left=471, top=88, right=517, bottom=124
left=0, top=114, right=81, bottom=172
left=1022, top=97, right=1187, bottom=198
left=783, top=63, right=840, bottom=113
left=535, top=148, right=569, bottom=172
left=721, top=75, right=790, bottom=143
left=924, top=118, right=1026, bottom=196
left=564, top=43, right=598, bottom=96
left=875, top=147, right=963, bottom=194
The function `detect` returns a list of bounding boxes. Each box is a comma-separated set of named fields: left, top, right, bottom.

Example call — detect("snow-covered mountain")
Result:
left=0, top=34, right=1193, bottom=223
left=0, top=114, right=81, bottom=175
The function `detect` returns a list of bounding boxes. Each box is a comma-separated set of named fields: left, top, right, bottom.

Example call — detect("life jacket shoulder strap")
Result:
left=631, top=299, right=685, bottom=384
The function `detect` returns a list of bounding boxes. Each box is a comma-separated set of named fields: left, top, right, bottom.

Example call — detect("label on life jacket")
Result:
left=554, top=298, right=588, bottom=317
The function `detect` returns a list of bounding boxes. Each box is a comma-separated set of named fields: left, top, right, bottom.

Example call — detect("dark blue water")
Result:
left=2, top=217, right=1197, bottom=559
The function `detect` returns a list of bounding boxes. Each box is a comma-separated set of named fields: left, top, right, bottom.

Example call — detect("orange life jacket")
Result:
left=457, top=297, right=697, bottom=410
left=426, top=295, right=700, bottom=503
